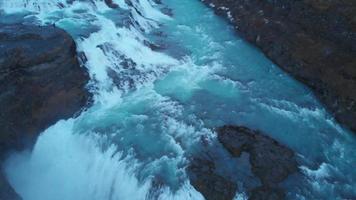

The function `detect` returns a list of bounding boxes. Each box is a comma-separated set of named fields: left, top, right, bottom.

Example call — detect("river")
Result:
left=0, top=0, right=355, bottom=199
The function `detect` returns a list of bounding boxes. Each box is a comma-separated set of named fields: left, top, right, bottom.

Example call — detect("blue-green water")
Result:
left=1, top=0, right=355, bottom=199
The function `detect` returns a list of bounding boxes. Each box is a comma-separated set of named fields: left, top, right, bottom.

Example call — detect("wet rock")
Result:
left=161, top=7, right=173, bottom=17
left=201, top=0, right=356, bottom=132
left=217, top=126, right=298, bottom=199
left=0, top=23, right=90, bottom=153
left=188, top=126, right=298, bottom=200
left=104, top=0, right=119, bottom=8
left=218, top=126, right=298, bottom=186
left=188, top=158, right=237, bottom=200
left=0, top=24, right=91, bottom=199
left=144, top=40, right=164, bottom=51
left=249, top=186, right=285, bottom=200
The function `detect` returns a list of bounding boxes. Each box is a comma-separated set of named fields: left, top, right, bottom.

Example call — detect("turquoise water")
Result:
left=0, top=0, right=355, bottom=199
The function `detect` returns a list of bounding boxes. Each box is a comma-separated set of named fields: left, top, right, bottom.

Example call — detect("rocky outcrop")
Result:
left=202, top=0, right=356, bottom=132
left=0, top=24, right=91, bottom=199
left=104, top=0, right=119, bottom=8
left=218, top=126, right=298, bottom=199
left=188, top=158, right=238, bottom=200
left=188, top=126, right=298, bottom=200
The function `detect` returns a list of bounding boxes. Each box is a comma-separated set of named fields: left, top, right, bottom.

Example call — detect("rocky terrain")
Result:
left=0, top=24, right=91, bottom=199
left=202, top=0, right=356, bottom=132
left=188, top=126, right=298, bottom=200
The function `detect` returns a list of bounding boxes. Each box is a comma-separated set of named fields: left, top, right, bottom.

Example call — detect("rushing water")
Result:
left=0, top=0, right=355, bottom=199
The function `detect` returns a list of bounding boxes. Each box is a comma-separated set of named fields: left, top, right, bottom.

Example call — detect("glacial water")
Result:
left=0, top=0, right=355, bottom=199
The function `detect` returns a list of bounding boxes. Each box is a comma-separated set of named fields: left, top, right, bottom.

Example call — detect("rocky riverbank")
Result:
left=202, top=0, right=356, bottom=132
left=0, top=24, right=91, bottom=199
left=188, top=126, right=298, bottom=200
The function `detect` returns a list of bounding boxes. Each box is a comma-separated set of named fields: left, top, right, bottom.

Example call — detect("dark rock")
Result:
left=218, top=126, right=298, bottom=186
left=201, top=0, right=356, bottom=132
left=143, top=40, right=164, bottom=51
left=152, top=0, right=162, bottom=4
left=188, top=126, right=298, bottom=200
left=188, top=158, right=237, bottom=200
left=217, top=126, right=298, bottom=199
left=161, top=7, right=173, bottom=17
left=0, top=23, right=90, bottom=153
left=249, top=186, right=285, bottom=200
left=104, top=0, right=119, bottom=9
left=0, top=24, right=91, bottom=199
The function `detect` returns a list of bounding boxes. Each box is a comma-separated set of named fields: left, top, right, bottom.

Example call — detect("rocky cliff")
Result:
left=202, top=0, right=356, bottom=132
left=0, top=24, right=91, bottom=199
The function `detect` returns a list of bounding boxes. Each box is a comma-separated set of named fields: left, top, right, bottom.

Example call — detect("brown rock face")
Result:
left=201, top=0, right=356, bottom=132
left=0, top=24, right=91, bottom=199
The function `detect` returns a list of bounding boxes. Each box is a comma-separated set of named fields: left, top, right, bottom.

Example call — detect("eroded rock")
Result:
left=188, top=158, right=237, bottom=200
left=188, top=126, right=298, bottom=200
left=217, top=126, right=298, bottom=188
left=0, top=24, right=91, bottom=199
left=104, top=0, right=119, bottom=8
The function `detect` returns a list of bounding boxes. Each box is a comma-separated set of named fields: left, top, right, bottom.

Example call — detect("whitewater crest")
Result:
left=0, top=0, right=211, bottom=199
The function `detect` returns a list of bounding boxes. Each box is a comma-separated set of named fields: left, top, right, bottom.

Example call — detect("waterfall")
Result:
left=1, top=0, right=355, bottom=199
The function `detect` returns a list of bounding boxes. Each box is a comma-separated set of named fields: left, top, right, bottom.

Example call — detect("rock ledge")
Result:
left=0, top=23, right=91, bottom=200
left=189, top=126, right=298, bottom=200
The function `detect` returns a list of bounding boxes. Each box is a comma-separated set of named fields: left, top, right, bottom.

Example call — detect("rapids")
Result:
left=0, top=0, right=355, bottom=199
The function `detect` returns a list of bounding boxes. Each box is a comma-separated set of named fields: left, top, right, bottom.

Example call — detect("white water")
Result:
left=1, top=0, right=355, bottom=199
left=1, top=0, right=207, bottom=199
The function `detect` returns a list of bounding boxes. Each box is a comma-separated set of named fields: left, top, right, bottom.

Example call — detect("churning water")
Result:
left=0, top=0, right=355, bottom=199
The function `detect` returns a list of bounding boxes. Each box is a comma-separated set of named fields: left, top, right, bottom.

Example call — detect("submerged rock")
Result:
left=0, top=24, right=91, bottom=199
left=201, top=0, right=356, bottom=132
left=189, top=126, right=298, bottom=200
left=104, top=0, right=119, bottom=9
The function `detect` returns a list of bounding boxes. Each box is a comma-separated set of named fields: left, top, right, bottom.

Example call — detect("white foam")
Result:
left=1, top=0, right=209, bottom=199
left=0, top=0, right=68, bottom=14
left=301, top=163, right=332, bottom=180
left=233, top=192, right=248, bottom=200
left=4, top=119, right=151, bottom=200
left=4, top=117, right=205, bottom=200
